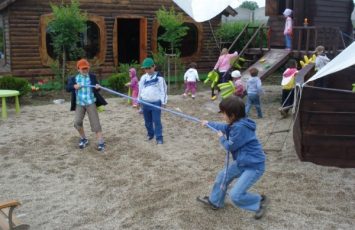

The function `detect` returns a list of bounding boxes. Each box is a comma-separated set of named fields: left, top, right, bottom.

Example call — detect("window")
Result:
left=46, top=21, right=100, bottom=60
left=152, top=19, right=202, bottom=59
left=0, top=15, right=5, bottom=65
left=40, top=14, right=106, bottom=66
left=156, top=22, right=198, bottom=57
left=180, top=23, right=198, bottom=57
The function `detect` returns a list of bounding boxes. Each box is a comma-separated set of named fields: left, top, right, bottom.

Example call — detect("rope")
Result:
left=86, top=84, right=234, bottom=196
left=84, top=85, right=218, bottom=133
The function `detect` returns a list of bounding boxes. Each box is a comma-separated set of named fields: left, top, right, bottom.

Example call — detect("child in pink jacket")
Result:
left=126, top=68, right=139, bottom=107
left=212, top=48, right=239, bottom=100
left=283, top=8, right=293, bottom=50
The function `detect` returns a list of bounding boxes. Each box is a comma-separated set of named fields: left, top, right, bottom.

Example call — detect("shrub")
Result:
left=39, top=81, right=62, bottom=91
left=0, top=76, right=31, bottom=96
left=118, top=62, right=141, bottom=76
left=216, top=21, right=267, bottom=51
left=107, top=72, right=129, bottom=93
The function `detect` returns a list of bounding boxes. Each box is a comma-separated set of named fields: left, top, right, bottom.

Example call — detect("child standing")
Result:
left=66, top=59, right=107, bottom=151
left=183, top=62, right=200, bottom=99
left=280, top=59, right=298, bottom=117
left=314, top=45, right=330, bottom=87
left=138, top=57, right=167, bottom=145
left=314, top=45, right=330, bottom=71
left=283, top=8, right=293, bottom=50
left=197, top=96, right=267, bottom=219
left=126, top=68, right=139, bottom=107
left=246, top=68, right=263, bottom=118
left=231, top=70, right=245, bottom=98
left=212, top=48, right=239, bottom=100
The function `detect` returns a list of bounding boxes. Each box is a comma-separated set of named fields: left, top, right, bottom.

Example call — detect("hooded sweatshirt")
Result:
left=247, top=76, right=263, bottom=95
left=129, top=68, right=139, bottom=92
left=184, top=68, right=199, bottom=82
left=138, top=71, right=167, bottom=104
left=207, top=118, right=265, bottom=170
left=315, top=54, right=330, bottom=71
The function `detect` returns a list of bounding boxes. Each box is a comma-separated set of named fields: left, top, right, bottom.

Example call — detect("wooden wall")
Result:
left=293, top=66, right=355, bottom=168
left=266, top=0, right=354, bottom=48
left=1, top=0, right=221, bottom=78
left=311, top=0, right=354, bottom=36
left=0, top=10, right=11, bottom=73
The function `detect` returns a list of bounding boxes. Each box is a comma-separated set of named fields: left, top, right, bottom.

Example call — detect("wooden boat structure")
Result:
left=293, top=42, right=355, bottom=168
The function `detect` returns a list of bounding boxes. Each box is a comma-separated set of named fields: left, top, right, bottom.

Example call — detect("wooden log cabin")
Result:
left=0, top=0, right=236, bottom=79
left=266, top=0, right=354, bottom=56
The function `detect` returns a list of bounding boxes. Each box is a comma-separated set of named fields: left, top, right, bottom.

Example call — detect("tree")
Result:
left=156, top=6, right=189, bottom=54
left=239, top=1, right=259, bottom=11
left=48, top=0, right=87, bottom=89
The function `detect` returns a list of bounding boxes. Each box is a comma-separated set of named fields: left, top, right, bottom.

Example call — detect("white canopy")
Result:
left=173, top=0, right=238, bottom=22
left=304, top=41, right=355, bottom=84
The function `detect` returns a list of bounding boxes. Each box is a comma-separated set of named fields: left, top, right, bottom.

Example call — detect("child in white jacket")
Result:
left=183, top=62, right=200, bottom=99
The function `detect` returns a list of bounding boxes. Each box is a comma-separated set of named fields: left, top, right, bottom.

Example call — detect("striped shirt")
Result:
left=75, top=74, right=96, bottom=106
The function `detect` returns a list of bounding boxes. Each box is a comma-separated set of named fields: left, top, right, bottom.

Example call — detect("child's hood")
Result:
left=235, top=118, right=256, bottom=131
left=129, top=68, right=137, bottom=79
left=186, top=68, right=196, bottom=73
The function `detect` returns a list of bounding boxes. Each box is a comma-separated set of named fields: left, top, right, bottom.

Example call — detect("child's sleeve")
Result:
left=195, top=70, right=200, bottom=81
left=138, top=76, right=144, bottom=100
left=257, top=78, right=264, bottom=94
left=184, top=71, right=188, bottom=81
left=65, top=76, right=75, bottom=92
left=207, top=122, right=228, bottom=133
left=219, top=126, right=249, bottom=152
left=214, top=57, right=222, bottom=70
left=159, top=77, right=168, bottom=105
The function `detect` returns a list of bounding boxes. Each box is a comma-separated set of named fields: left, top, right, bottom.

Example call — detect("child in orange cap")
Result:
left=66, top=58, right=107, bottom=151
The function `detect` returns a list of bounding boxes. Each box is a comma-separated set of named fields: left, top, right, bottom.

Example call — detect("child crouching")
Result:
left=197, top=96, right=268, bottom=219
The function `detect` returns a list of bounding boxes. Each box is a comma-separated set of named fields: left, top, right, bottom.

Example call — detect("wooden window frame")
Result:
left=39, top=13, right=106, bottom=66
left=151, top=18, right=203, bottom=61
left=112, top=16, right=147, bottom=67
left=0, top=12, right=10, bottom=73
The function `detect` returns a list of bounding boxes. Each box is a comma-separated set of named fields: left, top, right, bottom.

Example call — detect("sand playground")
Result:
left=1, top=85, right=354, bottom=229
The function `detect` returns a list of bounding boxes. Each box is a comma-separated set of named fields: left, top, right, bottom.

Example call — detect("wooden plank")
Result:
left=240, top=49, right=290, bottom=84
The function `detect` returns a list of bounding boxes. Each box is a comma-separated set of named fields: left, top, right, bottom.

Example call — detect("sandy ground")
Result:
left=0, top=85, right=354, bottom=230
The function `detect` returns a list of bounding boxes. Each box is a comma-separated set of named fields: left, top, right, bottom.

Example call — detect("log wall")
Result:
left=266, top=0, right=354, bottom=48
left=1, top=0, right=222, bottom=78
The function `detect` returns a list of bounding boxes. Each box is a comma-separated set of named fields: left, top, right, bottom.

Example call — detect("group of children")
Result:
left=65, top=57, right=268, bottom=219
left=66, top=32, right=330, bottom=218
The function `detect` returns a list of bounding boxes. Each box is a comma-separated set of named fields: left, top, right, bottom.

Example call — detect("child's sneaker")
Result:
left=79, top=138, right=89, bottom=149
left=192, top=95, right=195, bottom=99
left=182, top=93, right=187, bottom=97
left=97, top=142, right=105, bottom=151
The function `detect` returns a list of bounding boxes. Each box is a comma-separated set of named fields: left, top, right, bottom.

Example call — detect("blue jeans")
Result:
left=142, top=100, right=163, bottom=141
left=285, top=34, right=292, bottom=49
left=246, top=93, right=262, bottom=118
left=209, top=161, right=264, bottom=212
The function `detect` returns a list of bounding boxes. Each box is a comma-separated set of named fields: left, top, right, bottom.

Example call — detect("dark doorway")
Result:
left=117, top=19, right=140, bottom=64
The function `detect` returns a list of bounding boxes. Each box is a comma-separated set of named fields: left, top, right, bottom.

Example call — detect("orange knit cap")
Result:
left=77, top=59, right=90, bottom=70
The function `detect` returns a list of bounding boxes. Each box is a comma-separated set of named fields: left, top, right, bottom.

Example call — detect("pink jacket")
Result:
left=284, top=17, right=293, bottom=35
left=129, top=68, right=139, bottom=92
left=214, top=51, right=238, bottom=72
